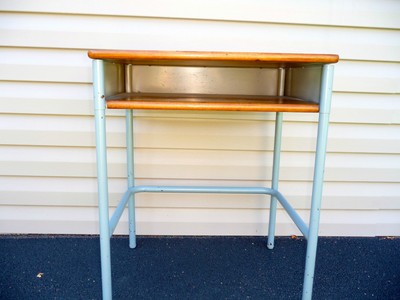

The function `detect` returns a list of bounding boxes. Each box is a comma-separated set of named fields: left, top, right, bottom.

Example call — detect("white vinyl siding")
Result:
left=0, top=0, right=399, bottom=236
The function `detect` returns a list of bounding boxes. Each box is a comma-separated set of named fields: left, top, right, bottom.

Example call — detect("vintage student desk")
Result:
left=88, top=50, right=338, bottom=300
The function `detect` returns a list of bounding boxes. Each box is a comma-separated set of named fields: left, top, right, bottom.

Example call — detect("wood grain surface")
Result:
left=88, top=50, right=339, bottom=67
left=106, top=93, right=319, bottom=112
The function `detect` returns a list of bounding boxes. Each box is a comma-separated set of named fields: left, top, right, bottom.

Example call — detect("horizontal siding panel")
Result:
left=0, top=48, right=91, bottom=83
left=1, top=146, right=399, bottom=182
left=1, top=206, right=399, bottom=236
left=0, top=82, right=92, bottom=116
left=1, top=177, right=399, bottom=210
left=0, top=4, right=399, bottom=237
left=327, top=123, right=400, bottom=154
left=1, top=13, right=400, bottom=62
left=331, top=93, right=400, bottom=125
left=0, top=206, right=99, bottom=235
left=1, top=114, right=399, bottom=154
left=334, top=61, right=400, bottom=94
left=1, top=0, right=399, bottom=30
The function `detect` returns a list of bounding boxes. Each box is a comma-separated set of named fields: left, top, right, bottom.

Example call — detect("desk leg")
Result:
left=93, top=60, right=112, bottom=300
left=267, top=112, right=283, bottom=249
left=126, top=109, right=136, bottom=248
left=302, top=64, right=334, bottom=300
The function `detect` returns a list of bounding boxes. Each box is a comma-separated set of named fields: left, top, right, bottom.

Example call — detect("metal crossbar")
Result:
left=108, top=186, right=309, bottom=240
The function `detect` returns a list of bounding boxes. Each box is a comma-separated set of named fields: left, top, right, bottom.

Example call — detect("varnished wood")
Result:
left=106, top=93, right=319, bottom=113
left=88, top=50, right=339, bottom=67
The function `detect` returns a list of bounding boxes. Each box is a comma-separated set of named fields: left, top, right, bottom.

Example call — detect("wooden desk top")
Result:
left=88, top=50, right=339, bottom=67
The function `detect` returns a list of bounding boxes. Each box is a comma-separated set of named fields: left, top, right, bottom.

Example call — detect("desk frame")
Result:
left=90, top=51, right=336, bottom=300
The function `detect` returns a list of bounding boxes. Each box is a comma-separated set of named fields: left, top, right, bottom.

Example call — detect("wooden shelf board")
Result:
left=106, top=93, right=319, bottom=113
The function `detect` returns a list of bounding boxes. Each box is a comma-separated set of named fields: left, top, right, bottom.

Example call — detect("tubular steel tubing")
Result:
left=93, top=59, right=112, bottom=300
left=267, top=112, right=283, bottom=248
left=108, top=185, right=309, bottom=242
left=268, top=67, right=285, bottom=249
left=125, top=67, right=137, bottom=249
left=130, top=185, right=273, bottom=195
left=109, top=190, right=132, bottom=237
left=126, top=109, right=136, bottom=248
left=274, top=191, right=309, bottom=239
left=302, top=64, right=334, bottom=300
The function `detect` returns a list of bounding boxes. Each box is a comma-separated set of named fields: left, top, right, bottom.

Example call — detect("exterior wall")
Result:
left=0, top=0, right=399, bottom=236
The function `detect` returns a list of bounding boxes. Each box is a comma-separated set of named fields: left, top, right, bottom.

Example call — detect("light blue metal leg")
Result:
left=93, top=59, right=112, bottom=300
left=126, top=109, right=136, bottom=248
left=302, top=64, right=334, bottom=300
left=267, top=67, right=285, bottom=250
left=267, top=111, right=283, bottom=249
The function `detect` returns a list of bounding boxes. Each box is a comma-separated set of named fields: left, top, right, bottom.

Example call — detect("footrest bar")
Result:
left=130, top=185, right=273, bottom=195
left=274, top=191, right=309, bottom=239
left=109, top=185, right=308, bottom=240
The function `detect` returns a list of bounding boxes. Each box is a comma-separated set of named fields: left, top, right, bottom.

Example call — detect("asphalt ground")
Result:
left=0, top=235, right=399, bottom=299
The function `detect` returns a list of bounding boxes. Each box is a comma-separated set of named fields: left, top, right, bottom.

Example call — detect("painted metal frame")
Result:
left=92, top=59, right=334, bottom=300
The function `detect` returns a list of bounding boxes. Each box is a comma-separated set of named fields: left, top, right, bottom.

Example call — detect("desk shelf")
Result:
left=106, top=93, right=319, bottom=112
